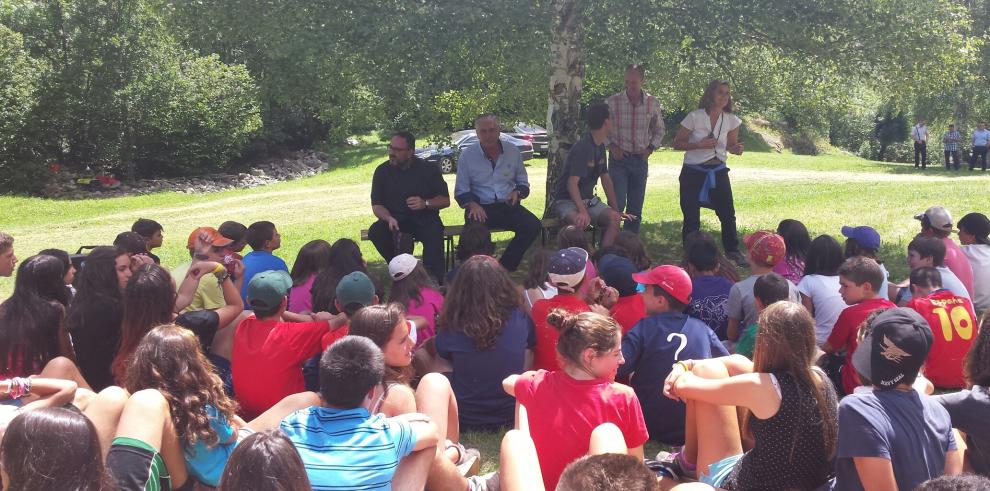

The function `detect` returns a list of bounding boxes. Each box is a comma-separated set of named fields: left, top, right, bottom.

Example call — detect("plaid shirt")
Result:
left=605, top=90, right=665, bottom=154
left=944, top=131, right=961, bottom=152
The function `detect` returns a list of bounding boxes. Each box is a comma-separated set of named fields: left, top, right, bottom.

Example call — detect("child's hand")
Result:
left=599, top=286, right=619, bottom=309
left=663, top=363, right=688, bottom=401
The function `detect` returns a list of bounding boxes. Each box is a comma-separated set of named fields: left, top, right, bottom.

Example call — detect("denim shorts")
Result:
left=700, top=453, right=743, bottom=487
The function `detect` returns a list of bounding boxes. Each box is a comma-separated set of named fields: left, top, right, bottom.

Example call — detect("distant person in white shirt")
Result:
left=912, top=119, right=928, bottom=168
left=971, top=122, right=990, bottom=171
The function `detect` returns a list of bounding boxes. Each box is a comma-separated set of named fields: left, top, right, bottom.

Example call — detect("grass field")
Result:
left=2, top=144, right=988, bottom=470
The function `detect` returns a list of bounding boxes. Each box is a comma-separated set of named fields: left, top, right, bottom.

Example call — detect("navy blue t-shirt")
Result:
left=685, top=275, right=733, bottom=340
left=617, top=312, right=728, bottom=445
left=435, top=307, right=536, bottom=429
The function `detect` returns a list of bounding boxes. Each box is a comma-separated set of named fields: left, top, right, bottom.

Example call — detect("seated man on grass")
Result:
left=280, top=335, right=439, bottom=491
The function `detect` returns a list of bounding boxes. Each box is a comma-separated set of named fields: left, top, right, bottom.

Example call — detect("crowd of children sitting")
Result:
left=2, top=204, right=990, bottom=491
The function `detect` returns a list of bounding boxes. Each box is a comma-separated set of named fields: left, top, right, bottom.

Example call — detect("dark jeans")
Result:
left=609, top=155, right=648, bottom=233
left=945, top=150, right=961, bottom=169
left=467, top=202, right=541, bottom=271
left=679, top=165, right=739, bottom=253
left=369, top=213, right=445, bottom=281
left=914, top=142, right=927, bottom=167
left=972, top=146, right=988, bottom=171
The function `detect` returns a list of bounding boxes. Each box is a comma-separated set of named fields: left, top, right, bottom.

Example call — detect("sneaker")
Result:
left=726, top=250, right=749, bottom=268
left=467, top=471, right=500, bottom=491
left=456, top=448, right=481, bottom=478
left=654, top=450, right=697, bottom=481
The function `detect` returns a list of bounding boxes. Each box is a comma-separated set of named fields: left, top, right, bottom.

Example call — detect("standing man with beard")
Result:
left=368, top=131, right=450, bottom=282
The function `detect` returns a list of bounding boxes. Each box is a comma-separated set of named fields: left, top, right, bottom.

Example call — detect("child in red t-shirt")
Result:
left=823, top=257, right=896, bottom=395
left=598, top=253, right=646, bottom=334
left=503, top=310, right=649, bottom=491
left=532, top=248, right=596, bottom=371
left=907, top=266, right=978, bottom=389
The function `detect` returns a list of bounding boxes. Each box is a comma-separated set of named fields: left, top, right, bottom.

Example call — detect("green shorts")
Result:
left=106, top=437, right=172, bottom=491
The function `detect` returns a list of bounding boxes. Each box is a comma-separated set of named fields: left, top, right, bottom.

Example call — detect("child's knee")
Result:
left=128, top=389, right=168, bottom=412
left=590, top=423, right=623, bottom=442
left=418, top=372, right=452, bottom=394
left=691, top=360, right=729, bottom=379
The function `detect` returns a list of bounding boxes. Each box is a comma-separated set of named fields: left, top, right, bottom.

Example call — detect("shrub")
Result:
left=0, top=24, right=48, bottom=194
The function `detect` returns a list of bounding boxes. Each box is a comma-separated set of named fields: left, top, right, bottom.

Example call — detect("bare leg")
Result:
left=663, top=483, right=718, bottom=491
left=210, top=310, right=250, bottom=360
left=685, top=361, right=743, bottom=478
left=500, top=430, right=546, bottom=491
left=39, top=356, right=92, bottom=390
left=417, top=373, right=468, bottom=491
left=597, top=209, right=621, bottom=248
left=84, top=386, right=129, bottom=458
left=588, top=422, right=628, bottom=455
left=682, top=393, right=698, bottom=463
left=113, top=389, right=188, bottom=488
left=246, top=391, right=320, bottom=432
left=393, top=447, right=435, bottom=491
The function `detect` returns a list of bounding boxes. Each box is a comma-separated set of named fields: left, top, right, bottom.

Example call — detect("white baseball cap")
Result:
left=388, top=254, right=419, bottom=281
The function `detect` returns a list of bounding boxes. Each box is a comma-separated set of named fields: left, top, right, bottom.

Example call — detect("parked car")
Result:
left=416, top=131, right=534, bottom=173
left=506, top=122, right=549, bottom=156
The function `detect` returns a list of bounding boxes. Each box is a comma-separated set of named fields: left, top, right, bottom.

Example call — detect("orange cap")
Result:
left=186, top=227, right=234, bottom=250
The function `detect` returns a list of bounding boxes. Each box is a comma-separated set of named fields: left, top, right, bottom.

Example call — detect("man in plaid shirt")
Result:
left=605, top=64, right=665, bottom=233
left=943, top=124, right=962, bottom=170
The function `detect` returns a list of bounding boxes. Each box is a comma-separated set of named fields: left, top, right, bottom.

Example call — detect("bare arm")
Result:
left=801, top=293, right=815, bottom=317
left=945, top=448, right=963, bottom=476
left=393, top=413, right=440, bottom=452
left=7, top=378, right=78, bottom=412
left=852, top=457, right=898, bottom=491
left=503, top=374, right=521, bottom=397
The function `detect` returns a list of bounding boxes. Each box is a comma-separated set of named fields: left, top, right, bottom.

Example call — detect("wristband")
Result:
left=212, top=263, right=225, bottom=275
left=675, top=361, right=690, bottom=372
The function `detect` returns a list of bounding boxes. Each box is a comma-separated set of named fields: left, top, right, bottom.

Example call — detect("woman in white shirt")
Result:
left=672, top=80, right=747, bottom=266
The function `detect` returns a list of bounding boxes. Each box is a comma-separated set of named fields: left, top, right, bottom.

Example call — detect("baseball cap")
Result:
left=914, top=206, right=956, bottom=233
left=186, top=227, right=233, bottom=250
left=743, top=230, right=786, bottom=267
left=335, top=271, right=376, bottom=307
left=852, top=307, right=933, bottom=390
left=548, top=247, right=588, bottom=292
left=958, top=212, right=990, bottom=246
left=247, top=270, right=293, bottom=311
left=632, top=265, right=692, bottom=305
left=388, top=254, right=418, bottom=281
left=840, top=225, right=881, bottom=252
left=598, top=254, right=638, bottom=297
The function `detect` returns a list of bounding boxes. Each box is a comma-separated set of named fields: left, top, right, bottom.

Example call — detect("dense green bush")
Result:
left=0, top=24, right=47, bottom=193
left=127, top=53, right=262, bottom=177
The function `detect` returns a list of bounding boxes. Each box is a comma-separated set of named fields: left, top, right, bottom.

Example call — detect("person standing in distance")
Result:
left=368, top=131, right=450, bottom=282
left=604, top=64, right=665, bottom=234
left=673, top=80, right=747, bottom=267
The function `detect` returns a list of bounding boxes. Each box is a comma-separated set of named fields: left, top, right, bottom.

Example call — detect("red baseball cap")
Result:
left=743, top=230, right=785, bottom=267
left=186, top=227, right=234, bottom=250
left=632, top=265, right=692, bottom=304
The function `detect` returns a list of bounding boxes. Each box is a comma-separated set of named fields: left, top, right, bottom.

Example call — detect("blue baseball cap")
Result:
left=841, top=225, right=881, bottom=252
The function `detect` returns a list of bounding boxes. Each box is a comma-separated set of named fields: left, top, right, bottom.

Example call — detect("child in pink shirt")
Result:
left=387, top=254, right=443, bottom=346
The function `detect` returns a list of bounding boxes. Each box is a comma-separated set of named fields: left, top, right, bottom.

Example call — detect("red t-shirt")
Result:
left=232, top=316, right=328, bottom=419
left=826, top=297, right=896, bottom=394
left=321, top=324, right=350, bottom=351
left=908, top=289, right=979, bottom=389
left=531, top=295, right=591, bottom=371
left=610, top=295, right=647, bottom=334
left=515, top=370, right=649, bottom=490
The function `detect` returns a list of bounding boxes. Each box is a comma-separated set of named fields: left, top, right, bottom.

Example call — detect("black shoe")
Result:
left=726, top=250, right=750, bottom=268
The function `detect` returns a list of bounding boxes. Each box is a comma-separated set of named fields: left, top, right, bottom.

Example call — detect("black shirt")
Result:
left=370, top=156, right=449, bottom=218
left=554, top=133, right=607, bottom=200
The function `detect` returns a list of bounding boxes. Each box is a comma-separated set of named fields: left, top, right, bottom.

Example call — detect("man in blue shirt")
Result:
left=281, top=335, right=439, bottom=491
left=971, top=121, right=990, bottom=171
left=239, top=220, right=288, bottom=304
left=454, top=114, right=542, bottom=271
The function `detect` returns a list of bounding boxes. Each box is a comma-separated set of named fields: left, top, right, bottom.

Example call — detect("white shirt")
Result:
left=680, top=109, right=742, bottom=165
left=797, top=274, right=848, bottom=344
left=962, top=244, right=990, bottom=312
left=912, top=124, right=928, bottom=142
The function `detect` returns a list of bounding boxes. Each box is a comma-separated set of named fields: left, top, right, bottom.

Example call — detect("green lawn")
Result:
left=3, top=144, right=988, bottom=469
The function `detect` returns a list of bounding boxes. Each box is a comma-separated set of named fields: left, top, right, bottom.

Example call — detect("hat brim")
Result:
left=851, top=332, right=873, bottom=385
left=631, top=271, right=652, bottom=285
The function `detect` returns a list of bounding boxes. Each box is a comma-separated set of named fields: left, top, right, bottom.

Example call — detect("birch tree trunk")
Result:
left=543, top=0, right=586, bottom=217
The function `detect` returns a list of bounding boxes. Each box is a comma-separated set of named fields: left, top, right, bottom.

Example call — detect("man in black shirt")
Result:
left=369, top=131, right=450, bottom=281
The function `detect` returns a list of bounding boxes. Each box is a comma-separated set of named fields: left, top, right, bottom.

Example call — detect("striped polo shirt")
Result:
left=280, top=406, right=416, bottom=491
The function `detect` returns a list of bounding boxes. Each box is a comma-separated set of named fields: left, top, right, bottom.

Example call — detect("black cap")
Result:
left=852, top=308, right=933, bottom=390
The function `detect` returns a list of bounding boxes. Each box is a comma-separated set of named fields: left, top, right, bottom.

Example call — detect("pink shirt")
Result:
left=942, top=237, right=975, bottom=298
left=405, top=287, right=444, bottom=347
left=287, top=274, right=317, bottom=313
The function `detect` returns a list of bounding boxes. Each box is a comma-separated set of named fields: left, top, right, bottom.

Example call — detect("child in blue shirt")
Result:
left=618, top=265, right=728, bottom=445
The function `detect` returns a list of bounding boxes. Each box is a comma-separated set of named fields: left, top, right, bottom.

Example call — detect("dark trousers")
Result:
left=945, top=150, right=961, bottom=170
left=972, top=146, right=988, bottom=171
left=914, top=142, right=927, bottom=167
left=609, top=155, right=648, bottom=233
left=679, top=166, right=739, bottom=253
left=368, top=214, right=445, bottom=281
left=467, top=202, right=541, bottom=271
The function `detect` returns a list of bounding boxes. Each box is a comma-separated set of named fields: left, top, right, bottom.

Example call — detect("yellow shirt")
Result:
left=172, top=262, right=225, bottom=312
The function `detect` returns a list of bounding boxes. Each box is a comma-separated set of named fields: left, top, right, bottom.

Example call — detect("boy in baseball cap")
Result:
left=725, top=231, right=801, bottom=343
left=958, top=212, right=990, bottom=314
left=834, top=307, right=959, bottom=491
left=916, top=206, right=975, bottom=299
left=171, top=226, right=239, bottom=312
left=232, top=270, right=346, bottom=419
left=616, top=265, right=728, bottom=450
left=531, top=247, right=595, bottom=371
left=840, top=224, right=891, bottom=301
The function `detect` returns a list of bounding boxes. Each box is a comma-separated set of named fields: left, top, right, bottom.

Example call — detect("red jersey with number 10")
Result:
left=908, top=289, right=979, bottom=389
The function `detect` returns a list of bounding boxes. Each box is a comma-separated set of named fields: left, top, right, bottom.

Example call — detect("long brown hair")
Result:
left=440, top=255, right=520, bottom=350
left=289, top=239, right=332, bottom=287
left=698, top=79, right=734, bottom=112
left=219, top=430, right=311, bottom=491
left=1, top=407, right=114, bottom=490
left=387, top=261, right=436, bottom=307
left=751, top=301, right=837, bottom=459
left=124, top=324, right=238, bottom=447
left=348, top=303, right=412, bottom=384
left=113, top=264, right=175, bottom=384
